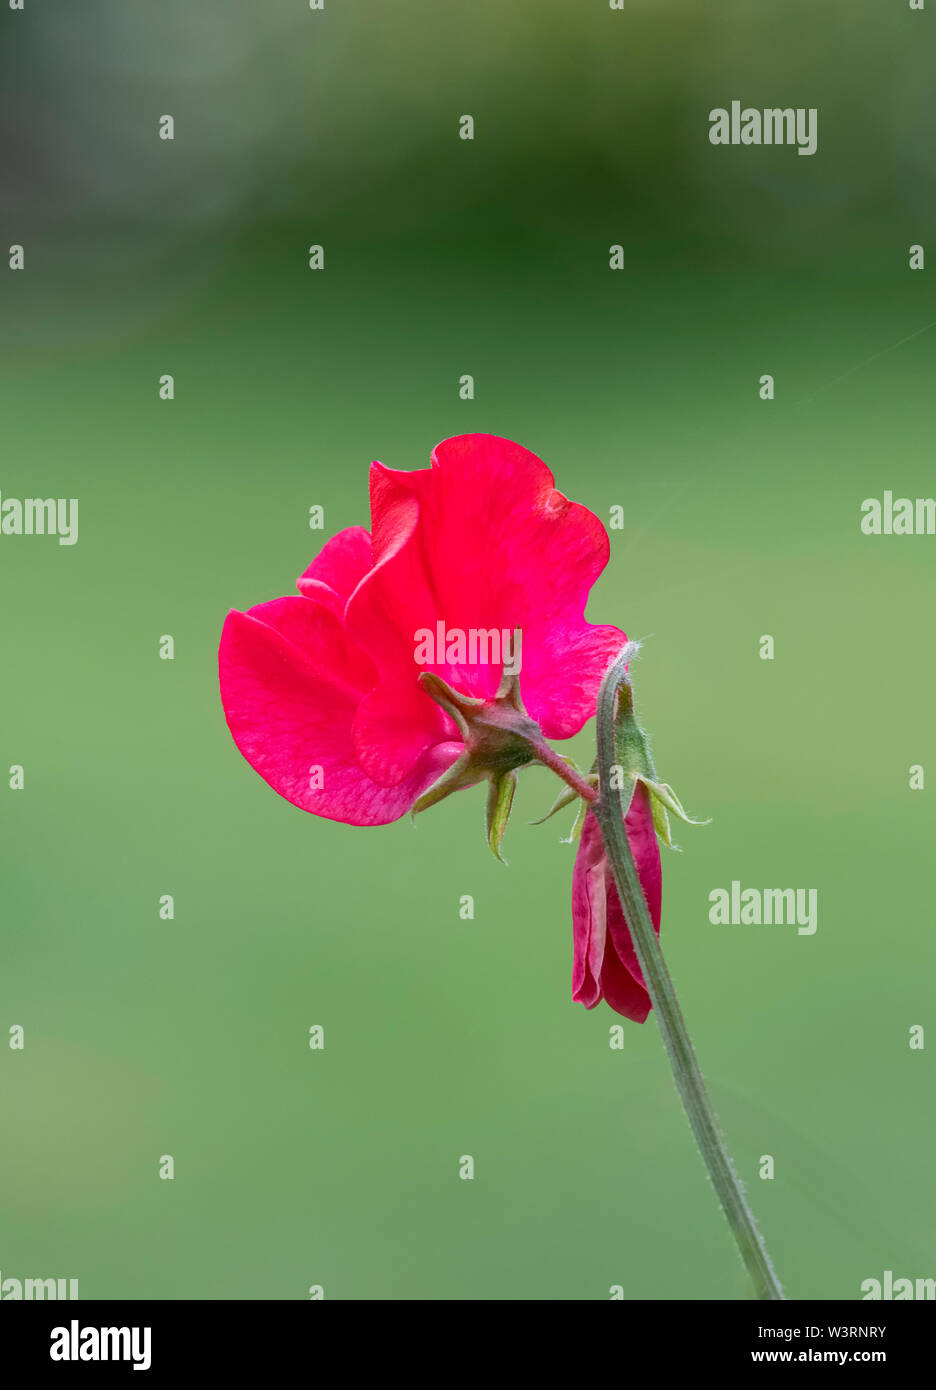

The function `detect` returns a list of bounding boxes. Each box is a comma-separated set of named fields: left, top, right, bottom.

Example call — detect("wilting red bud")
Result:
left=571, top=781, right=662, bottom=1022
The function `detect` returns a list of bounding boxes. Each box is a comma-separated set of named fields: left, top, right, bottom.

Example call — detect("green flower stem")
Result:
left=532, top=741, right=599, bottom=804
left=592, top=650, right=786, bottom=1302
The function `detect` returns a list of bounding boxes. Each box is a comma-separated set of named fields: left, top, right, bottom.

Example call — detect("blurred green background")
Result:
left=1, top=0, right=933, bottom=1300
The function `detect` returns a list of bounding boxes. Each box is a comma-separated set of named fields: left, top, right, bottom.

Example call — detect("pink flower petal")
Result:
left=296, top=526, right=373, bottom=617
left=604, top=782, right=662, bottom=994
left=571, top=817, right=607, bottom=1009
left=219, top=597, right=460, bottom=825
left=346, top=435, right=626, bottom=784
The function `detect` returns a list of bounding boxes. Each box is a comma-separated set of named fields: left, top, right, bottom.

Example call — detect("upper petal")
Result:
left=346, top=434, right=626, bottom=782
left=420, top=436, right=626, bottom=739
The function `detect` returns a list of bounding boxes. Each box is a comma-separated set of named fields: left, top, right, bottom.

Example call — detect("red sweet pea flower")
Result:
left=219, top=434, right=625, bottom=825
left=572, top=782, right=662, bottom=1022
left=217, top=443, right=780, bottom=1297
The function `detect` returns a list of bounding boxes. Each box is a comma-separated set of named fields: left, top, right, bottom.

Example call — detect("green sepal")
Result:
left=605, top=760, right=640, bottom=822
left=486, top=771, right=517, bottom=864
left=411, top=751, right=477, bottom=817
left=638, top=775, right=709, bottom=826
left=649, top=790, right=673, bottom=847
left=560, top=795, right=591, bottom=845
left=630, top=773, right=709, bottom=848
left=607, top=664, right=707, bottom=848
left=529, top=759, right=597, bottom=826
left=610, top=676, right=657, bottom=782
left=529, top=784, right=578, bottom=825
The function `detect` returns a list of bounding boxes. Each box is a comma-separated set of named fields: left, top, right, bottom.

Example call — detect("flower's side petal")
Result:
left=352, top=682, right=457, bottom=789
left=367, top=459, right=424, bottom=566
left=345, top=471, right=453, bottom=785
left=296, top=526, right=373, bottom=613
left=604, top=781, right=663, bottom=998
left=219, top=601, right=459, bottom=825
left=242, top=595, right=375, bottom=690
left=572, top=813, right=607, bottom=1008
left=294, top=578, right=345, bottom=618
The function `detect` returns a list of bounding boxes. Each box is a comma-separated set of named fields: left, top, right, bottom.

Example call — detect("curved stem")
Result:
left=593, top=650, right=785, bottom=1301
left=531, top=741, right=599, bottom=803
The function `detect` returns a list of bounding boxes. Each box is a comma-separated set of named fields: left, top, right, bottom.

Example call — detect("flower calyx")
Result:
left=412, top=671, right=545, bottom=862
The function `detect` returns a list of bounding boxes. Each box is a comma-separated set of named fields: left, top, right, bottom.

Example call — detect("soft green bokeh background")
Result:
left=1, top=1, right=933, bottom=1300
